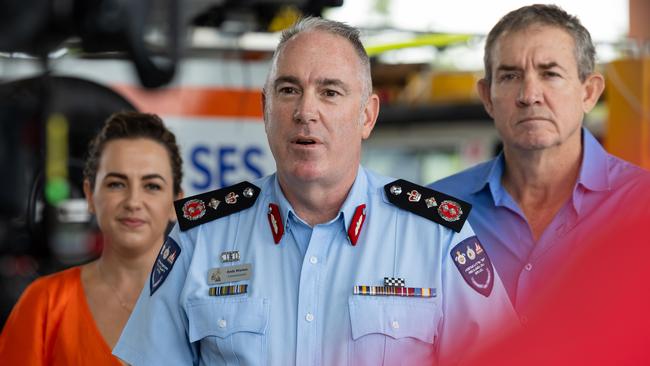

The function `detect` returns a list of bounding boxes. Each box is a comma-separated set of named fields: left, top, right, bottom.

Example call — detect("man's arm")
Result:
left=113, top=225, right=198, bottom=365
left=436, top=222, right=518, bottom=364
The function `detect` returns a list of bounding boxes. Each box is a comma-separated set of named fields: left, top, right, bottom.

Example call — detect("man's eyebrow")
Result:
left=273, top=76, right=300, bottom=89
left=537, top=62, right=567, bottom=72
left=317, top=78, right=350, bottom=93
left=496, top=62, right=566, bottom=72
left=495, top=65, right=521, bottom=73
left=273, top=76, right=350, bottom=93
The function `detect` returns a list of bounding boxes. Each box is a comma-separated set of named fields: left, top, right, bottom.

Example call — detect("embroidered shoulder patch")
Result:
left=450, top=236, right=494, bottom=297
left=150, top=237, right=181, bottom=295
left=384, top=179, right=471, bottom=232
left=174, top=181, right=260, bottom=231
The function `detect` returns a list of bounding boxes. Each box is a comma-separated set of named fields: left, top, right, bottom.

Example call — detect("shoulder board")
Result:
left=384, top=179, right=471, bottom=233
left=174, top=181, right=260, bottom=231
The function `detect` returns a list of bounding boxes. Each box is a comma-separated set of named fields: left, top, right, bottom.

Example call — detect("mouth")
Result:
left=518, top=116, right=551, bottom=124
left=119, top=218, right=146, bottom=227
left=291, top=136, right=321, bottom=146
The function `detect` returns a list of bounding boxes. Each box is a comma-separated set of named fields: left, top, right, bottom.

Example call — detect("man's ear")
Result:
left=261, top=89, right=267, bottom=113
left=477, top=78, right=495, bottom=118
left=581, top=72, right=605, bottom=113
left=261, top=89, right=269, bottom=129
left=361, top=93, right=380, bottom=140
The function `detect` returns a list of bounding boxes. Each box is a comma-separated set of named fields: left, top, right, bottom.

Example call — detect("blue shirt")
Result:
left=430, top=128, right=650, bottom=317
left=114, top=166, right=516, bottom=365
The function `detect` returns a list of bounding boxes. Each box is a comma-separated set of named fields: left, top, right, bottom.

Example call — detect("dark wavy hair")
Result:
left=83, top=111, right=183, bottom=195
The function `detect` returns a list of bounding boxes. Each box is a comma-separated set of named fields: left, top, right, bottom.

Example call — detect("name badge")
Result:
left=208, top=263, right=252, bottom=285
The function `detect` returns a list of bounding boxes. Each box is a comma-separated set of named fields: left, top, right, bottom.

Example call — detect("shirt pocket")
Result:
left=187, top=297, right=269, bottom=366
left=348, top=295, right=441, bottom=366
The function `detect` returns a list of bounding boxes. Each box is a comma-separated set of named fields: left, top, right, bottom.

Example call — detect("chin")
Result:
left=513, top=131, right=562, bottom=150
left=293, top=170, right=326, bottom=182
left=113, top=234, right=155, bottom=250
left=284, top=162, right=327, bottom=181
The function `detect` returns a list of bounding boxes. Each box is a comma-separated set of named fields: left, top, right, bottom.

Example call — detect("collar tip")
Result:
left=347, top=234, right=358, bottom=246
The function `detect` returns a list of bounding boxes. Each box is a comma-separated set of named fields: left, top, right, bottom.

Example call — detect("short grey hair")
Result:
left=266, top=16, right=372, bottom=101
left=483, top=4, right=596, bottom=84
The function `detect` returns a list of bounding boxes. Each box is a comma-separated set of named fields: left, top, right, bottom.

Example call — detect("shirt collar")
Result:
left=270, top=174, right=296, bottom=231
left=577, top=127, right=610, bottom=192
left=468, top=151, right=507, bottom=203
left=270, top=167, right=369, bottom=236
left=338, top=167, right=369, bottom=237
left=469, top=127, right=610, bottom=195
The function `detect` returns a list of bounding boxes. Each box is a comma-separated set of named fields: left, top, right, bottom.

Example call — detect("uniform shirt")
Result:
left=0, top=267, right=123, bottom=366
left=430, top=128, right=650, bottom=318
left=114, top=166, right=516, bottom=366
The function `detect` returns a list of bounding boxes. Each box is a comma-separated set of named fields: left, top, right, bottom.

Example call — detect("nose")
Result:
left=516, top=77, right=543, bottom=107
left=293, top=91, right=318, bottom=124
left=125, top=187, right=143, bottom=211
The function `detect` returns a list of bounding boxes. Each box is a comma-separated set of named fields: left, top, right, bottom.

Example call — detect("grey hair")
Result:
left=483, top=4, right=596, bottom=84
left=265, top=16, right=372, bottom=102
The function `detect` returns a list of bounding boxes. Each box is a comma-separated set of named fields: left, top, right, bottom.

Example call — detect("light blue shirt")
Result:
left=114, top=166, right=516, bottom=365
left=430, top=128, right=650, bottom=317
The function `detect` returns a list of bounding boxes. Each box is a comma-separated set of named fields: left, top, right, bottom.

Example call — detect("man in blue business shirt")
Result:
left=430, top=4, right=650, bottom=321
left=114, top=17, right=516, bottom=365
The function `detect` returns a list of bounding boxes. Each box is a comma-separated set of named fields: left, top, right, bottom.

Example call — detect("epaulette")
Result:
left=174, top=181, right=260, bottom=231
left=384, top=179, right=471, bottom=233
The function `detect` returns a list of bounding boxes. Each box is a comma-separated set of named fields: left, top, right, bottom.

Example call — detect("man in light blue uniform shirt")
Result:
left=430, top=5, right=650, bottom=320
left=114, top=17, right=516, bottom=365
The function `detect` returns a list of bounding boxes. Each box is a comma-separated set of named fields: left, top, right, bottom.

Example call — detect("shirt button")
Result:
left=525, top=263, right=533, bottom=271
left=391, top=320, right=400, bottom=329
left=305, top=313, right=314, bottom=322
left=309, top=256, right=318, bottom=264
left=218, top=319, right=227, bottom=328
left=520, top=315, right=529, bottom=325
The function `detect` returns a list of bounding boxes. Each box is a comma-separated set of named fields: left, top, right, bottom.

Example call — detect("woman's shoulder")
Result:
left=21, top=266, right=82, bottom=300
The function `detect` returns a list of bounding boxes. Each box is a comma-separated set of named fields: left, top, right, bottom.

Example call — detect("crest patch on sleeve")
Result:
left=150, top=237, right=181, bottom=295
left=450, top=236, right=494, bottom=297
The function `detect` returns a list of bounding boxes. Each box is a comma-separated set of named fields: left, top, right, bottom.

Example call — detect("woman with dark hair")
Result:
left=0, top=111, right=183, bottom=365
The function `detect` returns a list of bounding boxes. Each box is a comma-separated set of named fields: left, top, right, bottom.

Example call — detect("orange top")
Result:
left=0, top=267, right=122, bottom=366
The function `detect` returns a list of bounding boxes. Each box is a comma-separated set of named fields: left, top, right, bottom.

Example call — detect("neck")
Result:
left=502, top=139, right=582, bottom=200
left=501, top=137, right=583, bottom=240
left=278, top=168, right=358, bottom=226
left=97, top=238, right=161, bottom=287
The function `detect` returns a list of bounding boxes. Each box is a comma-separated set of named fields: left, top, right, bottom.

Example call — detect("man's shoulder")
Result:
left=429, top=160, right=495, bottom=199
left=379, top=176, right=472, bottom=233
left=607, top=153, right=650, bottom=186
left=604, top=155, right=650, bottom=209
left=174, top=178, right=272, bottom=232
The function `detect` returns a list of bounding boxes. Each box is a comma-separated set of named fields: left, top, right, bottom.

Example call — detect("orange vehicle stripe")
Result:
left=112, top=84, right=264, bottom=119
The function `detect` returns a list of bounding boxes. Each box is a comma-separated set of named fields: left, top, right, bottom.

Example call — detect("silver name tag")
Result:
left=208, top=263, right=252, bottom=285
